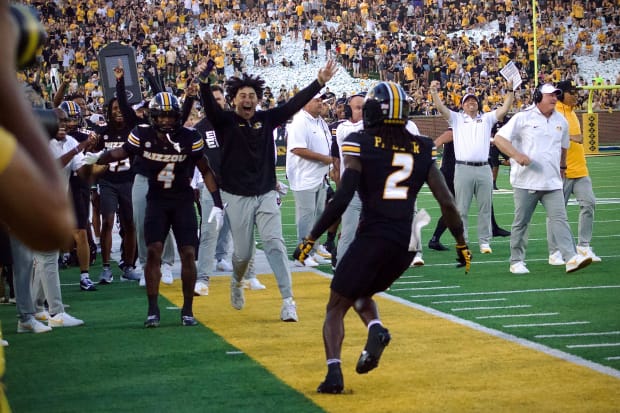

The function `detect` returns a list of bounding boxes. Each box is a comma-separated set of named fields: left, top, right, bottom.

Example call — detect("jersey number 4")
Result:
left=157, top=162, right=176, bottom=189
left=383, top=153, right=413, bottom=200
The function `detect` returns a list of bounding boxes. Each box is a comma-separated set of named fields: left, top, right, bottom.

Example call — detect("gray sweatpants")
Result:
left=547, top=176, right=596, bottom=252
left=510, top=188, right=576, bottom=264
left=222, top=190, right=292, bottom=299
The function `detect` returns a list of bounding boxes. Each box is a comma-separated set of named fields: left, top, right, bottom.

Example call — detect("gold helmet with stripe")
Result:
left=362, top=81, right=409, bottom=128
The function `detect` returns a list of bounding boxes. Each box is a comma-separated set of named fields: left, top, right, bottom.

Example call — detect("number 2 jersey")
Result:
left=124, top=124, right=205, bottom=202
left=341, top=131, right=436, bottom=248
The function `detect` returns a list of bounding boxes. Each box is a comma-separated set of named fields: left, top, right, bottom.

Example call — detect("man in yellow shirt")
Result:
left=547, top=80, right=601, bottom=265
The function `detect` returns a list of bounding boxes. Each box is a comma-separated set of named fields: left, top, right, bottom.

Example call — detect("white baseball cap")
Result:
left=539, top=83, right=562, bottom=95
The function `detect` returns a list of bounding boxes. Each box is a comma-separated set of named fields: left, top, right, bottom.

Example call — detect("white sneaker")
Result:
left=243, top=278, right=266, bottom=290
left=139, top=275, right=146, bottom=287
left=295, top=256, right=319, bottom=267
left=216, top=259, right=233, bottom=272
left=35, top=310, right=50, bottom=321
left=17, top=317, right=52, bottom=333
left=315, top=244, right=332, bottom=259
left=161, top=263, right=174, bottom=285
left=410, top=252, right=424, bottom=267
left=566, top=254, right=592, bottom=273
left=280, top=297, right=298, bottom=322
left=510, top=261, right=530, bottom=274
left=194, top=280, right=210, bottom=296
left=48, top=312, right=84, bottom=327
left=548, top=250, right=565, bottom=265
left=577, top=246, right=602, bottom=262
left=1, top=339, right=7, bottom=347
left=480, top=243, right=492, bottom=254
left=231, top=278, right=245, bottom=310
left=311, top=253, right=330, bottom=265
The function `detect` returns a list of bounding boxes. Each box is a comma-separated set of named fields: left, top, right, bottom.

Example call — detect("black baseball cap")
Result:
left=556, top=80, right=577, bottom=94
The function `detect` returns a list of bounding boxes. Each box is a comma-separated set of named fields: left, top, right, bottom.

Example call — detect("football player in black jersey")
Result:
left=84, top=92, right=224, bottom=328
left=58, top=100, right=99, bottom=291
left=91, top=65, right=140, bottom=284
left=294, top=82, right=472, bottom=394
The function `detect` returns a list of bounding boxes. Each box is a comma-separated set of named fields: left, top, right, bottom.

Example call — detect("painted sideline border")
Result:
left=162, top=271, right=620, bottom=413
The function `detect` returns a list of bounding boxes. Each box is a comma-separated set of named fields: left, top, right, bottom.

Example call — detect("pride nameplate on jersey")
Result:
left=373, top=136, right=420, bottom=154
left=142, top=151, right=188, bottom=162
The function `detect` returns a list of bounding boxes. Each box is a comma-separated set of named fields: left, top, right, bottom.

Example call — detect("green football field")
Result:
left=1, top=155, right=618, bottom=412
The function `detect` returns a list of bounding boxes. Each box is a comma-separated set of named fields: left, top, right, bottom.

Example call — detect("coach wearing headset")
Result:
left=493, top=83, right=592, bottom=275
left=430, top=79, right=514, bottom=255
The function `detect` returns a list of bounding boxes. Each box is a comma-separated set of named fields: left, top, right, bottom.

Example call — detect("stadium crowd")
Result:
left=17, top=0, right=620, bottom=117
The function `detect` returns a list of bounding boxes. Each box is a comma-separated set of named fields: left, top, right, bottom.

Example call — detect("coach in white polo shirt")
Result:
left=430, top=80, right=514, bottom=254
left=493, top=83, right=592, bottom=275
left=286, top=93, right=333, bottom=266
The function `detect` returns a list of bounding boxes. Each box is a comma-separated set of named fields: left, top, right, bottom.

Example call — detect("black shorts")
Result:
left=70, top=176, right=91, bottom=230
left=144, top=198, right=197, bottom=248
left=99, top=180, right=133, bottom=222
left=332, top=235, right=414, bottom=300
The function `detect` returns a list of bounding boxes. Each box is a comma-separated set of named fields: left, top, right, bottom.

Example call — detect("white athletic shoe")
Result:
left=194, top=280, right=210, bottom=296
left=17, top=317, right=52, bottom=334
left=410, top=252, right=424, bottom=267
left=243, top=278, right=266, bottom=290
left=230, top=278, right=245, bottom=310
left=35, top=310, right=50, bottom=321
left=48, top=312, right=84, bottom=328
left=480, top=243, right=492, bottom=254
left=216, top=259, right=233, bottom=272
left=565, top=254, right=592, bottom=273
left=577, top=246, right=602, bottom=263
left=161, top=263, right=174, bottom=285
left=315, top=244, right=332, bottom=259
left=509, top=261, right=529, bottom=274
left=295, top=256, right=319, bottom=267
left=311, top=253, right=330, bottom=265
left=280, top=297, right=298, bottom=322
left=548, top=250, right=565, bottom=266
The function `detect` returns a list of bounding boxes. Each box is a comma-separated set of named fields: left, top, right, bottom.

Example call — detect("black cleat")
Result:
left=493, top=227, right=511, bottom=237
left=356, top=325, right=391, bottom=374
left=181, top=315, right=198, bottom=326
left=428, top=240, right=449, bottom=251
left=144, top=314, right=160, bottom=328
left=317, top=364, right=344, bottom=394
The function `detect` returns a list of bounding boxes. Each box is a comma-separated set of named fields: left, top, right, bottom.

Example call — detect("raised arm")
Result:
left=495, top=80, right=514, bottom=122
left=429, top=80, right=451, bottom=120
left=270, top=59, right=338, bottom=125
left=114, top=63, right=140, bottom=128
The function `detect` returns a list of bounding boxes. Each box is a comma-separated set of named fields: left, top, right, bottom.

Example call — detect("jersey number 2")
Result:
left=383, top=153, right=413, bottom=200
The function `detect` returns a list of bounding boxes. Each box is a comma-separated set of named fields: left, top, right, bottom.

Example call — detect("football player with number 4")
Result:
left=294, top=82, right=471, bottom=394
left=83, top=92, right=224, bottom=328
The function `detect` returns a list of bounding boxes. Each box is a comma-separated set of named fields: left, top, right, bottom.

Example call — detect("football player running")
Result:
left=84, top=92, right=224, bottom=327
left=294, top=82, right=471, bottom=394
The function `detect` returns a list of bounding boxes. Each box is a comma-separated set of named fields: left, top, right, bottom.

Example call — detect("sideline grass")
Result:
left=1, top=157, right=618, bottom=412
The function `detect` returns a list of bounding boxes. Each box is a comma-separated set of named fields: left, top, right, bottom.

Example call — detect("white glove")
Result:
left=207, top=206, right=224, bottom=232
left=82, top=150, right=104, bottom=165
left=408, top=208, right=431, bottom=252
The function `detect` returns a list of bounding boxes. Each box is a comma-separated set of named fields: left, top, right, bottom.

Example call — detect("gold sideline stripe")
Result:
left=161, top=272, right=620, bottom=413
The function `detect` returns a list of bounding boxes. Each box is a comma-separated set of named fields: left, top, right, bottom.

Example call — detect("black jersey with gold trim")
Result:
left=341, top=131, right=435, bottom=247
left=123, top=125, right=204, bottom=201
